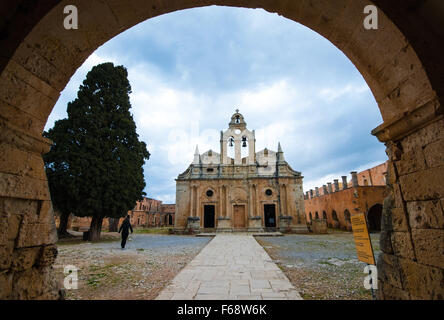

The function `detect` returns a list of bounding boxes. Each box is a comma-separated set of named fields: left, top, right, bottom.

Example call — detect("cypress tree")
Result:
left=44, top=62, right=150, bottom=241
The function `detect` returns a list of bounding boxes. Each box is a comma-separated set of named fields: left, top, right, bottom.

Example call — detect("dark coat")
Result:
left=118, top=218, right=133, bottom=235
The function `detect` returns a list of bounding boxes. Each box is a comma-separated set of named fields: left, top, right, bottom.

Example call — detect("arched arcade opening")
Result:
left=0, top=0, right=443, bottom=300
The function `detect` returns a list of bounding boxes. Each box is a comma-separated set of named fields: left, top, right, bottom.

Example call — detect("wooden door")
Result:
left=233, top=205, right=246, bottom=228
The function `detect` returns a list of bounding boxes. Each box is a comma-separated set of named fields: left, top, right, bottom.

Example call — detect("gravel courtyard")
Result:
left=54, top=233, right=211, bottom=300
left=255, top=231, right=380, bottom=300
left=54, top=231, right=380, bottom=300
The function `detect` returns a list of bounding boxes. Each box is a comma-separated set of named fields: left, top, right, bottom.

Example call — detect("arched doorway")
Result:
left=0, top=1, right=442, bottom=300
left=367, top=203, right=383, bottom=232
left=344, top=210, right=351, bottom=223
left=168, top=214, right=173, bottom=226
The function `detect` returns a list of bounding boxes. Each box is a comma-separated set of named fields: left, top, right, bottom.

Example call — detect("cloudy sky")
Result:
left=46, top=6, right=387, bottom=203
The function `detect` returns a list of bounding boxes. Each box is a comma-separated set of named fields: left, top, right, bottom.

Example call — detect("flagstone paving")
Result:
left=156, top=234, right=302, bottom=300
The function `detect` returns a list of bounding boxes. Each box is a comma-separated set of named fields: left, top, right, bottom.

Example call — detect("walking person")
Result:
left=118, top=215, right=133, bottom=249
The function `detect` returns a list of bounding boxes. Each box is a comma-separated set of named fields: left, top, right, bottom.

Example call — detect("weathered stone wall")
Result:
left=0, top=198, right=59, bottom=299
left=55, top=197, right=175, bottom=230
left=376, top=118, right=444, bottom=300
left=357, top=162, right=388, bottom=186
left=0, top=123, right=61, bottom=299
left=305, top=186, right=388, bottom=231
left=311, top=219, right=328, bottom=234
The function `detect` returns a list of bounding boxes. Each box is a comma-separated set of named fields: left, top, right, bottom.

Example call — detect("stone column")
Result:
left=190, top=185, right=194, bottom=217
left=315, top=187, right=319, bottom=197
left=256, top=186, right=260, bottom=219
left=351, top=171, right=359, bottom=187
left=252, top=185, right=257, bottom=216
left=223, top=186, right=227, bottom=217
left=284, top=185, right=290, bottom=216
left=226, top=187, right=231, bottom=219
left=342, top=176, right=348, bottom=190
left=333, top=179, right=340, bottom=192
left=327, top=182, right=333, bottom=194
left=219, top=185, right=223, bottom=217
left=234, top=137, right=241, bottom=165
left=220, top=131, right=227, bottom=164
left=309, top=189, right=314, bottom=199
left=195, top=186, right=200, bottom=220
left=217, top=185, right=230, bottom=231
left=248, top=184, right=253, bottom=217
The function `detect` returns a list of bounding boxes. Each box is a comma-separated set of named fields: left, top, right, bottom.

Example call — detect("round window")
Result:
left=265, top=189, right=273, bottom=196
left=206, top=190, right=214, bottom=197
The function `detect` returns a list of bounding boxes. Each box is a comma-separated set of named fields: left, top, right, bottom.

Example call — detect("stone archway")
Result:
left=367, top=203, right=382, bottom=232
left=0, top=0, right=443, bottom=300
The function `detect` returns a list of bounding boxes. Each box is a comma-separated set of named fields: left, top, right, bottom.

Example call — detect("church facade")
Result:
left=174, top=111, right=308, bottom=233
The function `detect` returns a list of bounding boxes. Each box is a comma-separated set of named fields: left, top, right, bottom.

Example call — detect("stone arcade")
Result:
left=174, top=111, right=308, bottom=233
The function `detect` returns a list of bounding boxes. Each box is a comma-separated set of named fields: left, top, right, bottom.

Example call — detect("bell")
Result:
left=242, top=140, right=247, bottom=147
left=229, top=138, right=234, bottom=147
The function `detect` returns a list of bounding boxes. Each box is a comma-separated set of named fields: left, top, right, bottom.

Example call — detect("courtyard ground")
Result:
left=255, top=230, right=380, bottom=300
left=54, top=232, right=210, bottom=300
left=54, top=230, right=380, bottom=300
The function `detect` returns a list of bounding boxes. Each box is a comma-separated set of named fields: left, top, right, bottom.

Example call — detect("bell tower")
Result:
left=221, top=109, right=255, bottom=165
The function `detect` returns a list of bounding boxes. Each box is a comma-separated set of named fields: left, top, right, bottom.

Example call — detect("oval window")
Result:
left=265, top=189, right=273, bottom=196
left=206, top=190, right=214, bottom=197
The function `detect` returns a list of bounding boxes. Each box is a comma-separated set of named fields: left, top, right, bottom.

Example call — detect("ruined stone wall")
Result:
left=57, top=212, right=148, bottom=231
left=304, top=186, right=388, bottom=230
left=161, top=204, right=175, bottom=214
left=357, top=161, right=388, bottom=186
left=54, top=197, right=172, bottom=231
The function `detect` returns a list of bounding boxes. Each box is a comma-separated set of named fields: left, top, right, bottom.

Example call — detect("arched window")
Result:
left=241, top=136, right=249, bottom=158
left=228, top=136, right=235, bottom=147
left=309, top=212, right=312, bottom=222
left=315, top=212, right=319, bottom=219
left=227, top=136, right=235, bottom=158
left=322, top=211, right=327, bottom=219
left=332, top=210, right=338, bottom=221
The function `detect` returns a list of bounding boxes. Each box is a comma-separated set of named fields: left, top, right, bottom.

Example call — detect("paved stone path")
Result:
left=156, top=234, right=302, bottom=300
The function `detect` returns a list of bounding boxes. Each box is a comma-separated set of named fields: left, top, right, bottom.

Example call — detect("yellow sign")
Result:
left=351, top=212, right=376, bottom=265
